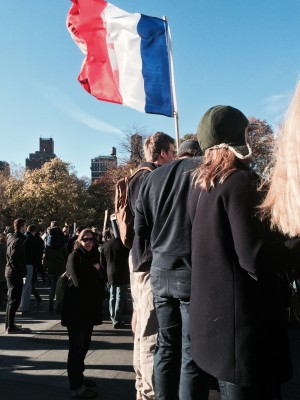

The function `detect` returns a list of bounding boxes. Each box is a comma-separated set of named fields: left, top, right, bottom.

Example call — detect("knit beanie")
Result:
left=177, top=139, right=202, bottom=157
left=197, top=105, right=259, bottom=159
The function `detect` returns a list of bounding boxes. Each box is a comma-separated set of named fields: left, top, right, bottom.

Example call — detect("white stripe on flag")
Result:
left=104, top=4, right=145, bottom=112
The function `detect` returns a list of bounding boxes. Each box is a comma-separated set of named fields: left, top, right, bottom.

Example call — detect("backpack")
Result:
left=115, top=166, right=153, bottom=249
left=46, top=228, right=64, bottom=248
left=56, top=271, right=72, bottom=314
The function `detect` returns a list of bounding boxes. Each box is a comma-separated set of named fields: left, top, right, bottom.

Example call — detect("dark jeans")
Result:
left=5, top=275, right=23, bottom=330
left=109, top=284, right=127, bottom=325
left=218, top=380, right=282, bottom=400
left=67, top=324, right=94, bottom=390
left=150, top=268, right=210, bottom=400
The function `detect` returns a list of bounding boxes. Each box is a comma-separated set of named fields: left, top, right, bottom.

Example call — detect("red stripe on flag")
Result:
left=67, top=0, right=122, bottom=104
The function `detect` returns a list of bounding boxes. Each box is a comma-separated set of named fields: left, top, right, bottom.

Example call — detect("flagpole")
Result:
left=163, top=16, right=180, bottom=150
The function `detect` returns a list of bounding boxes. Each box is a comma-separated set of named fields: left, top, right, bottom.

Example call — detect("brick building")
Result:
left=26, top=138, right=56, bottom=170
left=91, top=147, right=117, bottom=182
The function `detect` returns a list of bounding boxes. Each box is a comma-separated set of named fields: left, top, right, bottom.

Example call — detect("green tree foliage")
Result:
left=1, top=158, right=96, bottom=228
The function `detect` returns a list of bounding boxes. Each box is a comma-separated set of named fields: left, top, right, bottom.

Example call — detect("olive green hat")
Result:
left=197, top=105, right=259, bottom=159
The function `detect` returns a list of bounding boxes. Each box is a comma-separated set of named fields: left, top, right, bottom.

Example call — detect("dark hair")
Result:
left=76, top=226, right=85, bottom=234
left=74, top=228, right=94, bottom=249
left=144, top=132, right=175, bottom=162
left=27, top=224, right=37, bottom=233
left=50, top=221, right=59, bottom=228
left=14, top=218, right=26, bottom=232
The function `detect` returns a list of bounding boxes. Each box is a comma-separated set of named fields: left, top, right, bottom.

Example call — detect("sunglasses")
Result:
left=81, top=237, right=94, bottom=243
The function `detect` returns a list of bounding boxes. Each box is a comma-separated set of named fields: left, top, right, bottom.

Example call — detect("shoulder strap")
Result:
left=130, top=166, right=154, bottom=178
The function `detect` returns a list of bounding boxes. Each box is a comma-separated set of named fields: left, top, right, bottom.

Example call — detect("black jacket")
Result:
left=5, top=232, right=27, bottom=279
left=61, top=246, right=105, bottom=327
left=188, top=166, right=292, bottom=386
left=24, top=232, right=38, bottom=265
left=67, top=235, right=78, bottom=254
left=100, top=237, right=130, bottom=286
left=134, top=158, right=201, bottom=271
left=128, top=162, right=156, bottom=272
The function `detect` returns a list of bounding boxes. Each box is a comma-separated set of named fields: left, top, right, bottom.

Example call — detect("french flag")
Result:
left=67, top=0, right=174, bottom=117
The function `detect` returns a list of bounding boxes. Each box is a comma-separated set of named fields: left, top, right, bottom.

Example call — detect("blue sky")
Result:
left=1, top=0, right=300, bottom=178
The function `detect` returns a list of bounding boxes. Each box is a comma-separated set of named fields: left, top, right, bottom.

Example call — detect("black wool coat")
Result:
left=61, top=246, right=104, bottom=327
left=188, top=166, right=292, bottom=387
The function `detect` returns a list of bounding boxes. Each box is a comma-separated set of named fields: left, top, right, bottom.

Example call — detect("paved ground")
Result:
left=0, top=279, right=299, bottom=400
left=0, top=280, right=138, bottom=400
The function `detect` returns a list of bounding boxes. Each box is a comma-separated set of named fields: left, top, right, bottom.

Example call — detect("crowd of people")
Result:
left=2, top=83, right=300, bottom=400
left=126, top=90, right=300, bottom=400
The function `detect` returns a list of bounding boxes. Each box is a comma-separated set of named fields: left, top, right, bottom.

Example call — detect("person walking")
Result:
left=5, top=218, right=27, bottom=334
left=61, top=228, right=105, bottom=399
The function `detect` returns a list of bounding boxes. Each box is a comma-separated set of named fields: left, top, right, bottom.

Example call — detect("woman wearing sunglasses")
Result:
left=61, top=228, right=105, bottom=399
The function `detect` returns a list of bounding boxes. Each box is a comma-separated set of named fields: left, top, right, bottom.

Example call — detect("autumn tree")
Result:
left=1, top=158, right=96, bottom=228
left=248, top=117, right=275, bottom=177
left=89, top=163, right=134, bottom=228
left=0, top=165, right=25, bottom=228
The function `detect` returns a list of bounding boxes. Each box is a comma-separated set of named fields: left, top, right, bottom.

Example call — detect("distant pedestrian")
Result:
left=19, top=224, right=38, bottom=312
left=100, top=232, right=130, bottom=329
left=61, top=228, right=105, bottom=399
left=5, top=218, right=27, bottom=334
left=67, top=226, right=84, bottom=254
left=44, top=221, right=68, bottom=312
left=31, top=228, right=44, bottom=303
left=0, top=234, right=7, bottom=310
left=62, top=225, right=71, bottom=245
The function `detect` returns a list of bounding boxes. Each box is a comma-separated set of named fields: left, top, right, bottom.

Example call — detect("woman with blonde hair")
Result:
left=188, top=105, right=292, bottom=400
left=261, top=81, right=300, bottom=237
left=260, top=81, right=300, bottom=399
left=261, top=81, right=300, bottom=290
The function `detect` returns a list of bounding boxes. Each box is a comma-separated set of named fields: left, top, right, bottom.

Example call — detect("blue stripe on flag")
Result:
left=137, top=15, right=173, bottom=117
